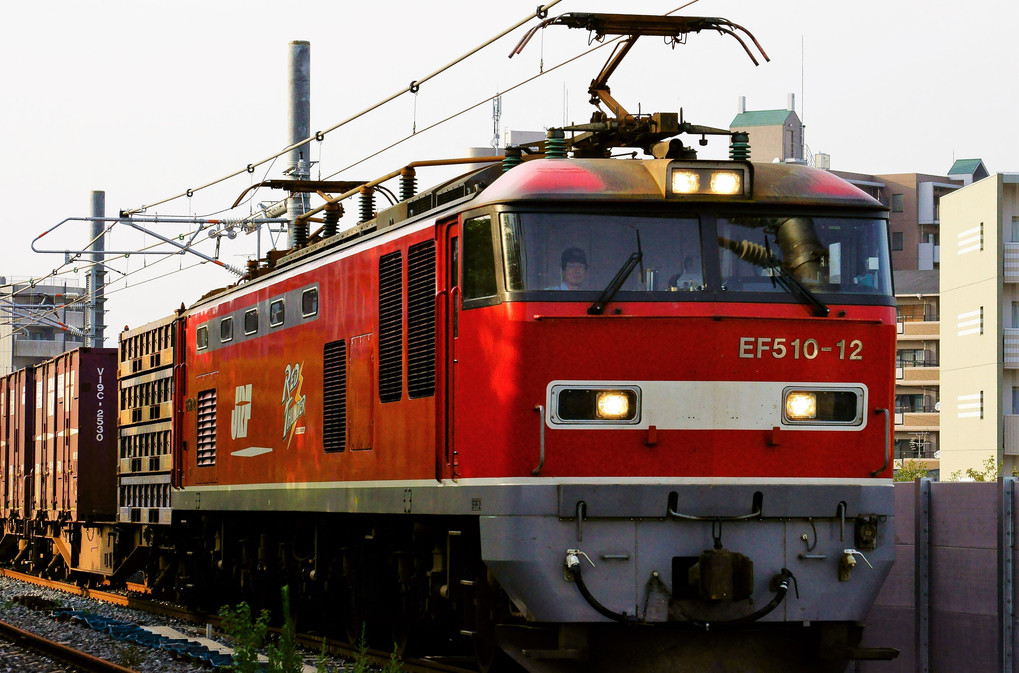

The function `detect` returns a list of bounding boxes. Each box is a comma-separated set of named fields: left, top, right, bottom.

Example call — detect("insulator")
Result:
left=400, top=168, right=417, bottom=201
left=323, top=202, right=343, bottom=238
left=545, top=129, right=568, bottom=159
left=292, top=219, right=308, bottom=248
left=359, top=186, right=376, bottom=223
left=729, top=132, right=751, bottom=161
left=502, top=147, right=523, bottom=172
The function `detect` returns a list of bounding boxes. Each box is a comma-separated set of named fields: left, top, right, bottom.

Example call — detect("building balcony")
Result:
left=11, top=338, right=68, bottom=358
left=896, top=320, right=940, bottom=338
left=1005, top=243, right=1019, bottom=283
left=895, top=366, right=940, bottom=384
left=1006, top=330, right=1019, bottom=368
left=917, top=242, right=940, bottom=270
left=894, top=411, right=939, bottom=431
left=1005, top=415, right=1019, bottom=456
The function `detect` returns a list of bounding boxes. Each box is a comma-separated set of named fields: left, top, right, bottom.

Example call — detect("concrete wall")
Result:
left=858, top=479, right=1014, bottom=672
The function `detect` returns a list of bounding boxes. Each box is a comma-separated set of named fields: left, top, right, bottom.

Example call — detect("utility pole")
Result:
left=88, top=190, right=106, bottom=347
left=286, top=41, right=311, bottom=248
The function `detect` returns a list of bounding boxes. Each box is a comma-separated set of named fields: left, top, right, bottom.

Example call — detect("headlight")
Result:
left=671, top=170, right=701, bottom=194
left=782, top=387, right=864, bottom=425
left=552, top=385, right=641, bottom=424
left=785, top=391, right=816, bottom=419
left=709, top=171, right=742, bottom=195
left=596, top=391, right=630, bottom=419
left=668, top=162, right=751, bottom=198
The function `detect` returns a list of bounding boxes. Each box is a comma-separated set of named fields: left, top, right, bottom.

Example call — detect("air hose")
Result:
left=565, top=550, right=636, bottom=623
left=565, top=550, right=798, bottom=629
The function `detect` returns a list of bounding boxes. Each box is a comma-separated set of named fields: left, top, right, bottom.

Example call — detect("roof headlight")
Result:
left=710, top=170, right=742, bottom=195
left=668, top=162, right=751, bottom=198
left=671, top=170, right=701, bottom=194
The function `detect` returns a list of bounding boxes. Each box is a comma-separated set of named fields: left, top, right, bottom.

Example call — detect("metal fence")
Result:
left=857, top=478, right=1014, bottom=672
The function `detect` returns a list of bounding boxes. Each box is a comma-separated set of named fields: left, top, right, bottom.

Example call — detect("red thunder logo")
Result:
left=282, top=363, right=306, bottom=449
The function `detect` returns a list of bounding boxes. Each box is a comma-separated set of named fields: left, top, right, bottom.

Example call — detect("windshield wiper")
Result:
left=588, top=231, right=644, bottom=315
left=588, top=251, right=642, bottom=315
left=763, top=236, right=829, bottom=317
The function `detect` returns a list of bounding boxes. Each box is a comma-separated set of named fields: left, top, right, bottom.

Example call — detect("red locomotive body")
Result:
left=163, top=156, right=897, bottom=671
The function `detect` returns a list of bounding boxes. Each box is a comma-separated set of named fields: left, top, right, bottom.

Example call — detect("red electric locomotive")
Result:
left=4, top=14, right=900, bottom=673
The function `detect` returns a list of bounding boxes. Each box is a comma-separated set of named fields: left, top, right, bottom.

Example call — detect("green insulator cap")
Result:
left=546, top=129, right=568, bottom=159
left=729, top=131, right=751, bottom=161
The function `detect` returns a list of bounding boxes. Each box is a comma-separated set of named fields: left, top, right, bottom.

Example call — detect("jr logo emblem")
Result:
left=282, top=363, right=307, bottom=449
left=231, top=384, right=252, bottom=439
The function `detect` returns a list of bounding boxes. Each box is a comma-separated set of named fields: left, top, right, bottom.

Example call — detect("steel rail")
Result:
left=0, top=617, right=139, bottom=673
left=1, top=569, right=478, bottom=673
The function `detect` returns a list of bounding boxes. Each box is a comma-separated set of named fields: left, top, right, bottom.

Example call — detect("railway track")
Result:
left=0, top=568, right=479, bottom=673
left=0, top=617, right=138, bottom=673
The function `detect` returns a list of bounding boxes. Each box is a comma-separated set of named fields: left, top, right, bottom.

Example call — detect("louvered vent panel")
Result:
left=323, top=339, right=347, bottom=452
left=378, top=252, right=404, bottom=403
left=407, top=241, right=436, bottom=398
left=407, top=194, right=433, bottom=217
left=196, top=389, right=217, bottom=466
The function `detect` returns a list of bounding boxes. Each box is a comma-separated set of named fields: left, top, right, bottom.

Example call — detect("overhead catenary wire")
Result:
left=18, top=1, right=705, bottom=312
left=120, top=0, right=565, bottom=217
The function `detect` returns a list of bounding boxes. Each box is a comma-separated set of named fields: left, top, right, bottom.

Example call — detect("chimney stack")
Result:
left=738, top=96, right=746, bottom=114
left=787, top=93, right=795, bottom=112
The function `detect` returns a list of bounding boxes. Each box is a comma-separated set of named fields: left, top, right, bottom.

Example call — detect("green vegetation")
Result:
left=218, top=599, right=270, bottom=673
left=349, top=624, right=372, bottom=673
left=220, top=590, right=407, bottom=673
left=380, top=642, right=405, bottom=673
left=116, top=643, right=147, bottom=668
left=893, top=459, right=931, bottom=482
left=268, top=585, right=303, bottom=673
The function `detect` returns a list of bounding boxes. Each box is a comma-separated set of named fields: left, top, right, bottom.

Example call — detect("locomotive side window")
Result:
left=269, top=299, right=285, bottom=328
left=244, top=309, right=258, bottom=335
left=302, top=288, right=319, bottom=317
left=220, top=317, right=233, bottom=343
left=196, top=325, right=209, bottom=351
left=463, top=216, right=497, bottom=301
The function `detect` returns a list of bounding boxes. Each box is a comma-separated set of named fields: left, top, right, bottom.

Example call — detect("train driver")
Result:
left=548, top=247, right=588, bottom=290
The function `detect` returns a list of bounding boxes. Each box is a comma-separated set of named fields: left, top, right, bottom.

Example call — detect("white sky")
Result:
left=2, top=0, right=1017, bottom=345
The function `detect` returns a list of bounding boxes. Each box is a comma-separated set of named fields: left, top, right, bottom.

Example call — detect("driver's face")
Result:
left=563, top=262, right=587, bottom=289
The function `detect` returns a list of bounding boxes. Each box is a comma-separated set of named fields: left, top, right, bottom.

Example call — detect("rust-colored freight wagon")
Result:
left=1, top=367, right=35, bottom=522
left=118, top=315, right=179, bottom=525
left=31, top=348, right=118, bottom=526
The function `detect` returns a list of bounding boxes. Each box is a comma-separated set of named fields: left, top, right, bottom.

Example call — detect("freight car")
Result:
left=1, top=13, right=900, bottom=673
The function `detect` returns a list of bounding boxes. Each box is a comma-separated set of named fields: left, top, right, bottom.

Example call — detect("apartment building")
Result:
left=940, top=173, right=1019, bottom=477
left=893, top=270, right=940, bottom=474
left=0, top=278, right=87, bottom=376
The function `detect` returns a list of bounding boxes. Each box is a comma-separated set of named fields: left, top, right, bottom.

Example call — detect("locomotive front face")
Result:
left=446, top=158, right=897, bottom=661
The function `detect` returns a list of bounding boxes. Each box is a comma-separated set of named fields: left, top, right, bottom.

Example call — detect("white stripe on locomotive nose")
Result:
left=546, top=380, right=869, bottom=432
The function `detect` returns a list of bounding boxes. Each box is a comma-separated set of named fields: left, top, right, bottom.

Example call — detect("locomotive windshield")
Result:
left=494, top=211, right=891, bottom=300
